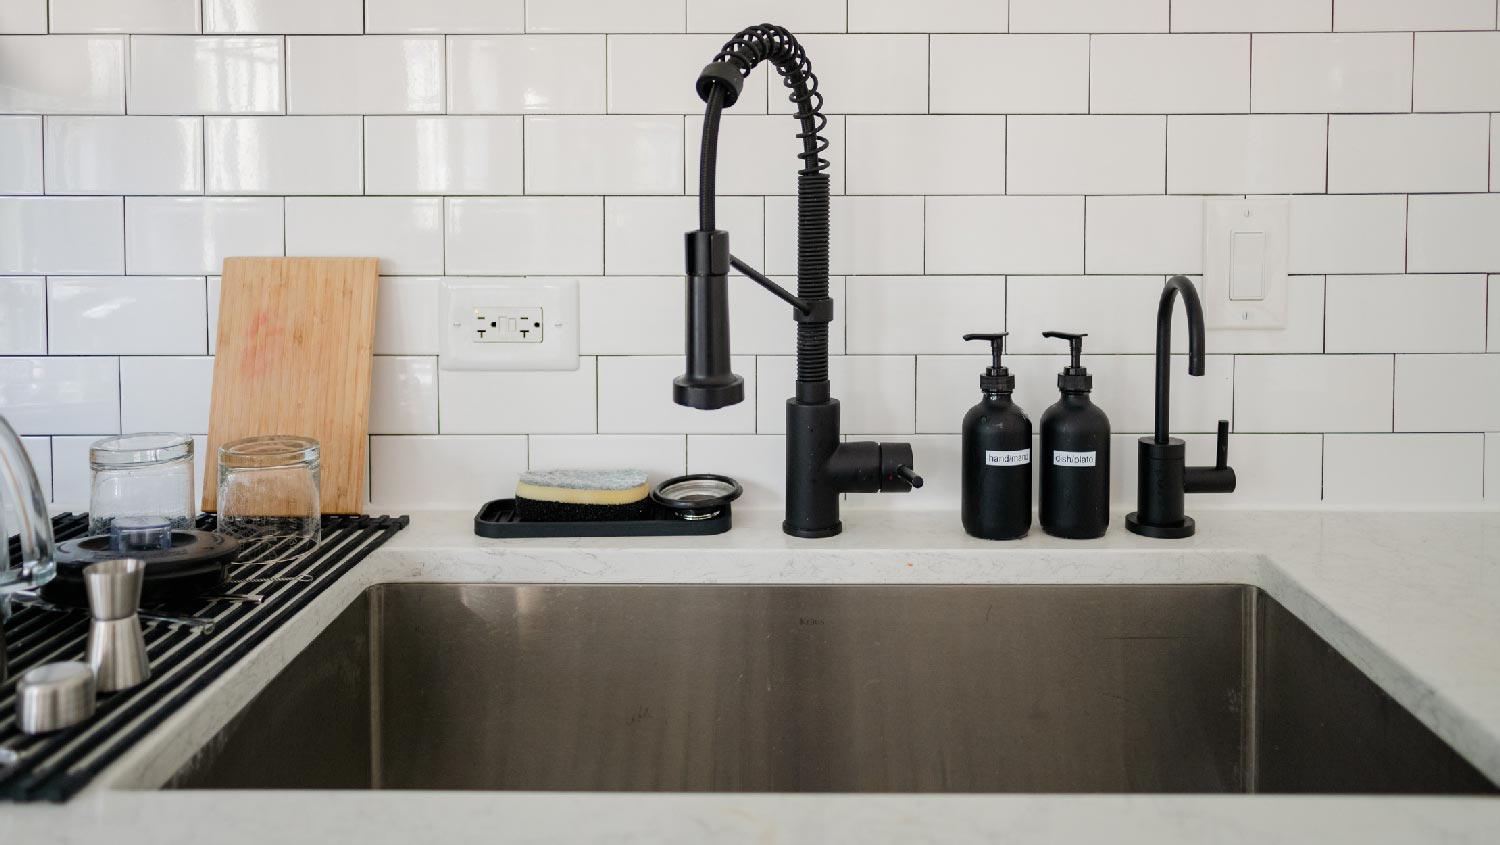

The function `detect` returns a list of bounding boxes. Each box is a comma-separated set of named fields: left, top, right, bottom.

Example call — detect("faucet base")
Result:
left=783, top=520, right=842, bottom=539
left=1125, top=512, right=1195, bottom=539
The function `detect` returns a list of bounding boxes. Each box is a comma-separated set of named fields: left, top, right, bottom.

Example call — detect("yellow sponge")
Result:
left=514, top=469, right=650, bottom=521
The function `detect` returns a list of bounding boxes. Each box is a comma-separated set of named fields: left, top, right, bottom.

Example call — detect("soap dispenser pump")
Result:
left=1039, top=331, right=1111, bottom=539
left=961, top=333, right=1032, bottom=541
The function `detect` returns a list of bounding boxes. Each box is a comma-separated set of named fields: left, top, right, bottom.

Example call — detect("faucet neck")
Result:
left=1153, top=276, right=1207, bottom=444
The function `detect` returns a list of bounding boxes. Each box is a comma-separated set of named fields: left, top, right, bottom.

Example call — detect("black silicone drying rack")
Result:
left=1, top=511, right=408, bottom=803
left=474, top=498, right=731, bottom=538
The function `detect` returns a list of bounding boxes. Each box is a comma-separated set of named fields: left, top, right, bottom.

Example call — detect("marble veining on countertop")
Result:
left=3, top=508, right=1499, bottom=844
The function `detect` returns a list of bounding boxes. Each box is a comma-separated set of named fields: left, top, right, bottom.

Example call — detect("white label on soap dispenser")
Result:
left=986, top=449, right=1031, bottom=467
left=1052, top=450, right=1097, bottom=467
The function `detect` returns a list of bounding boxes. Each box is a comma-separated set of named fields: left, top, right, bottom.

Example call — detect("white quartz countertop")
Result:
left=4, top=508, right=1500, bottom=843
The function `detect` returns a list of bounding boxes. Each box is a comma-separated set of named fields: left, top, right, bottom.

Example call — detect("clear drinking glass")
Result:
left=217, top=436, right=321, bottom=546
left=88, top=434, right=196, bottom=537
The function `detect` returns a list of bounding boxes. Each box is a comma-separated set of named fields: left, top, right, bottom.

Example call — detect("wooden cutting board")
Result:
left=203, top=257, right=379, bottom=514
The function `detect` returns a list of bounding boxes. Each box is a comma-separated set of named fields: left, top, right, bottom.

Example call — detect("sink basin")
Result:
left=167, top=584, right=1496, bottom=794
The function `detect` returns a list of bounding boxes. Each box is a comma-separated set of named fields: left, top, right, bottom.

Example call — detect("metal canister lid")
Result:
left=16, top=661, right=96, bottom=735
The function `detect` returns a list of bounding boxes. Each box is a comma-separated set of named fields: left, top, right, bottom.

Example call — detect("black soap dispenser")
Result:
left=1039, top=332, right=1111, bottom=539
left=961, top=333, right=1032, bottom=541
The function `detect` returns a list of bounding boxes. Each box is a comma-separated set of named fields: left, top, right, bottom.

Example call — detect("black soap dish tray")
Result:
left=474, top=474, right=739, bottom=538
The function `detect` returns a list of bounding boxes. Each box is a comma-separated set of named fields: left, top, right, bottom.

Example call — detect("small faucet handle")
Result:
left=1214, top=419, right=1230, bottom=470
left=895, top=465, right=924, bottom=489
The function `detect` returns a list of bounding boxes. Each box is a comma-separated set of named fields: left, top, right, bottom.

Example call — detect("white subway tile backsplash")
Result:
left=129, top=36, right=283, bottom=115
left=1328, top=114, right=1490, bottom=194
left=1286, top=195, right=1407, bottom=275
left=287, top=36, right=444, bottom=115
left=207, top=116, right=362, bottom=195
left=369, top=435, right=528, bottom=508
left=119, top=356, right=212, bottom=433
left=1085, top=196, right=1204, bottom=275
left=580, top=277, right=682, bottom=355
left=529, top=435, right=687, bottom=483
left=49, top=436, right=95, bottom=506
left=769, top=35, right=928, bottom=115
left=525, top=116, right=684, bottom=195
left=687, top=434, right=785, bottom=509
left=757, top=356, right=915, bottom=435
left=1167, top=115, right=1327, bottom=195
left=685, top=115, right=846, bottom=195
left=366, top=0, right=523, bottom=33
left=765, top=196, right=921, bottom=276
left=45, top=117, right=204, bottom=195
left=0, top=278, right=46, bottom=355
left=849, top=0, right=1008, bottom=33
left=1235, top=355, right=1393, bottom=433
left=1494, top=117, right=1499, bottom=193
left=365, top=116, right=520, bottom=195
left=4, top=2, right=1496, bottom=512
left=846, top=116, right=1004, bottom=195
left=845, top=276, right=1004, bottom=354
left=375, top=277, right=440, bottom=355
left=1488, top=434, right=1499, bottom=501
left=207, top=276, right=220, bottom=353
left=687, top=0, right=846, bottom=34
left=930, top=36, right=1088, bottom=114
left=204, top=0, right=360, bottom=33
left=18, top=437, right=51, bottom=504
left=1395, top=355, right=1500, bottom=433
left=0, top=197, right=123, bottom=275
left=605, top=196, right=760, bottom=276
left=448, top=35, right=605, bottom=114
left=48, top=277, right=207, bottom=355
left=1408, top=195, right=1500, bottom=274
left=1323, top=434, right=1483, bottom=506
left=0, top=2, right=46, bottom=33
left=1252, top=34, right=1412, bottom=113
left=50, top=0, right=200, bottom=33
left=1170, top=0, right=1331, bottom=33
left=126, top=197, right=282, bottom=275
left=0, top=357, right=120, bottom=435
left=1005, top=276, right=1168, bottom=354
left=527, top=0, right=685, bottom=33
left=924, top=196, right=1084, bottom=275
left=286, top=198, right=443, bottom=275
left=1011, top=0, right=1168, bottom=33
left=598, top=355, right=756, bottom=434
left=1091, top=35, right=1249, bottom=114
left=1336, top=0, right=1497, bottom=32
left=1491, top=277, right=1499, bottom=352
left=1007, top=116, right=1165, bottom=195
left=0, top=35, right=125, bottom=114
left=607, top=35, right=768, bottom=114
left=0, top=117, right=42, bottom=194
left=369, top=356, right=439, bottom=434
left=1326, top=275, right=1488, bottom=354
left=448, top=197, right=603, bottom=275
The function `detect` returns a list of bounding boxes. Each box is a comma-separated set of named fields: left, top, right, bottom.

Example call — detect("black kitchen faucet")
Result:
left=673, top=25, right=921, bottom=538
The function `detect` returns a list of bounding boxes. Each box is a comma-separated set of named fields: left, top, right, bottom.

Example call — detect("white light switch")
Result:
left=1229, top=231, right=1266, bottom=300
left=1204, top=199, right=1288, bottom=330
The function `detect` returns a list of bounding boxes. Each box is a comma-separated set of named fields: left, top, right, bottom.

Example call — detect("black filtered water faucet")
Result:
left=675, top=25, right=921, bottom=538
left=1125, top=276, right=1236, bottom=539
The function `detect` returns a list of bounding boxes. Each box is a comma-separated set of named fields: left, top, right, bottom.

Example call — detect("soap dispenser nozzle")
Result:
left=1042, top=331, right=1092, bottom=392
left=963, top=332, right=1008, bottom=372
left=1042, top=331, right=1087, bottom=370
left=964, top=332, right=1014, bottom=395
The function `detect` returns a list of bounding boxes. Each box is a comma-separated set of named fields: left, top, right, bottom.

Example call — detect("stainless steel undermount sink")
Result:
left=168, top=584, right=1496, bottom=794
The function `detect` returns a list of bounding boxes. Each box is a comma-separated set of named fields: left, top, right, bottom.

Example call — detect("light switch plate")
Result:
left=1203, top=199, right=1288, bottom=330
left=439, top=278, right=579, bottom=371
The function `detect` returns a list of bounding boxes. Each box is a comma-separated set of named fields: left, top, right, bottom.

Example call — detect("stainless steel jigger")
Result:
left=84, top=558, right=150, bottom=692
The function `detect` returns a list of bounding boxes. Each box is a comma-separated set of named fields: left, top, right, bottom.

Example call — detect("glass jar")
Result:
left=88, top=433, right=196, bottom=537
left=217, top=436, right=321, bottom=546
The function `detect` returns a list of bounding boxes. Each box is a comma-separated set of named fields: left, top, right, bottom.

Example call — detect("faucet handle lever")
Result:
left=1215, top=419, right=1230, bottom=470
left=895, top=465, right=924, bottom=489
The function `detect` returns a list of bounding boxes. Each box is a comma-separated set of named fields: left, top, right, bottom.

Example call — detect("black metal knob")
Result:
left=895, top=465, right=924, bottom=489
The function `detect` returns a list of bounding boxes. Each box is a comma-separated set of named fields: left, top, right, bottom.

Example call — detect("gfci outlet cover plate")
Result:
left=1203, top=198, right=1289, bottom=331
left=439, top=278, right=580, bottom=371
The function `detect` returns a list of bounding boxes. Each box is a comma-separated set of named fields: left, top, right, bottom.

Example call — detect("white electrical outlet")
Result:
left=1203, top=199, right=1289, bottom=330
left=439, top=278, right=579, bottom=371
